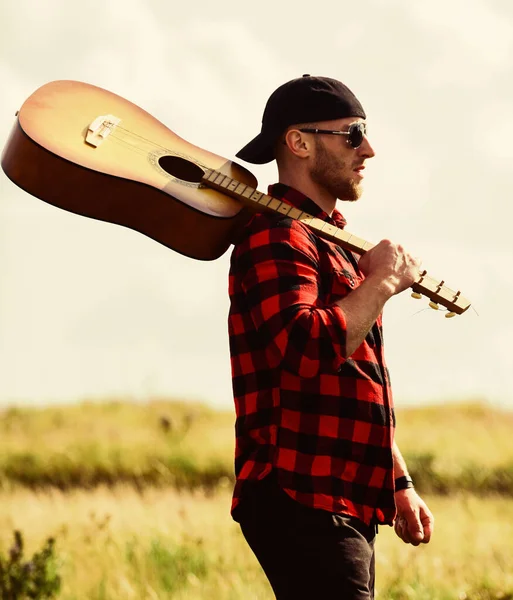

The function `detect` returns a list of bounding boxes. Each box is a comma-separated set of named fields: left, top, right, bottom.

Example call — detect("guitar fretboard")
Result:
left=202, top=168, right=471, bottom=315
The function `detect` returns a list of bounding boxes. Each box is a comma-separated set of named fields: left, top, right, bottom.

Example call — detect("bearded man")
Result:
left=228, top=74, right=434, bottom=600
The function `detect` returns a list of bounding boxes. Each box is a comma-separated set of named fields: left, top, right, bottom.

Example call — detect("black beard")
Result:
left=310, top=138, right=362, bottom=202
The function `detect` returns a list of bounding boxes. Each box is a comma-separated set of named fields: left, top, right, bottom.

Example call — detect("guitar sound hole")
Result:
left=158, top=155, right=205, bottom=183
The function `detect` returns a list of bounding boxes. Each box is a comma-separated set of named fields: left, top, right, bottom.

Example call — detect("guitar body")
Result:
left=1, top=80, right=257, bottom=260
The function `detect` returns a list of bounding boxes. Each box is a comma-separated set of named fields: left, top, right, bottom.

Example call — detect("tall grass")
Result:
left=0, top=399, right=234, bottom=491
left=0, top=399, right=512, bottom=597
left=0, top=399, right=512, bottom=495
left=0, top=487, right=511, bottom=599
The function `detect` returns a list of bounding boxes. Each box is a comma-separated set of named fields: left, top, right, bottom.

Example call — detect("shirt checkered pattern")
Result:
left=228, top=183, right=396, bottom=526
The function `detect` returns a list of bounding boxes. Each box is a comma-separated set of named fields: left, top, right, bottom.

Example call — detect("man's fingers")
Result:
left=394, top=518, right=406, bottom=542
left=420, top=511, right=435, bottom=544
left=395, top=512, right=424, bottom=546
left=395, top=517, right=415, bottom=544
left=406, top=512, right=424, bottom=546
left=408, top=526, right=424, bottom=546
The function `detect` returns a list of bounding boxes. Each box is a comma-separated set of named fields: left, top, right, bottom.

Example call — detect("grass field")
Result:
left=0, top=399, right=512, bottom=598
left=1, top=399, right=512, bottom=494
left=1, top=487, right=512, bottom=599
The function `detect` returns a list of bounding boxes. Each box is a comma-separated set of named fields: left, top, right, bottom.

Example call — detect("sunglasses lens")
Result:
left=348, top=123, right=365, bottom=148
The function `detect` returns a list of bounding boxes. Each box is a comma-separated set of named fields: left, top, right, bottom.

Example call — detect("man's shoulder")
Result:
left=234, top=211, right=318, bottom=250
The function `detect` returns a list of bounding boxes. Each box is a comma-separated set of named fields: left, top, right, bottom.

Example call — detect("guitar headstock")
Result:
left=410, top=270, right=471, bottom=317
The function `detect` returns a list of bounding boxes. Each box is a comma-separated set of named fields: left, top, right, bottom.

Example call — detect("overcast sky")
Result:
left=1, top=0, right=512, bottom=410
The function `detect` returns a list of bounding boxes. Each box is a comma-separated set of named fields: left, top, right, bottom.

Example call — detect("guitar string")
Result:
left=108, top=133, right=156, bottom=157
left=70, top=109, right=210, bottom=168
left=112, top=125, right=212, bottom=170
left=100, top=125, right=464, bottom=307
left=108, top=129, right=211, bottom=170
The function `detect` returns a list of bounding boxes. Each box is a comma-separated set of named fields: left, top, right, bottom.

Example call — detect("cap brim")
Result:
left=235, top=131, right=276, bottom=164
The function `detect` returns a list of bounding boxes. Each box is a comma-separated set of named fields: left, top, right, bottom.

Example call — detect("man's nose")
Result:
left=359, top=136, right=375, bottom=158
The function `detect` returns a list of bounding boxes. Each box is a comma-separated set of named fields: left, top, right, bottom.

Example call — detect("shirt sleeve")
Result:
left=236, top=215, right=348, bottom=378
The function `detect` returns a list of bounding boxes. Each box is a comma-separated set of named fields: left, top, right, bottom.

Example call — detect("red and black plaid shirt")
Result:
left=228, top=183, right=396, bottom=526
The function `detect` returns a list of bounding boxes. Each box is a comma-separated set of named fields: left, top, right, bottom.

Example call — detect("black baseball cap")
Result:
left=236, top=74, right=366, bottom=164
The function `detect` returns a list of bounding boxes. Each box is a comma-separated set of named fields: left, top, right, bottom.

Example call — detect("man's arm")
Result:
left=237, top=217, right=351, bottom=377
left=392, top=441, right=435, bottom=545
left=336, top=239, right=420, bottom=357
left=392, top=440, right=411, bottom=480
left=237, top=221, right=420, bottom=374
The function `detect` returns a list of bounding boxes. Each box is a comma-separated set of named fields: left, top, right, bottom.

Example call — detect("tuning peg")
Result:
left=429, top=301, right=439, bottom=310
left=445, top=312, right=456, bottom=318
left=411, top=292, right=422, bottom=300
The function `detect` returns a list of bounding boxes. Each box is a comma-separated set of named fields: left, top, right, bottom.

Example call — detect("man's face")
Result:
left=309, top=117, right=375, bottom=202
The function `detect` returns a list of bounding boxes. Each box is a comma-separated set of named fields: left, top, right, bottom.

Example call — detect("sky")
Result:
left=0, top=0, right=512, bottom=410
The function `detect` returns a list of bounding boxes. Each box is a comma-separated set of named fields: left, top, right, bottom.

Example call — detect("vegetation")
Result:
left=0, top=399, right=512, bottom=496
left=0, top=487, right=512, bottom=599
left=0, top=398, right=511, bottom=598
left=0, top=530, right=61, bottom=599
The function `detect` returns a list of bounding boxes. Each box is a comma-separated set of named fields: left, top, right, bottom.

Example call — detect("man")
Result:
left=228, top=74, right=434, bottom=599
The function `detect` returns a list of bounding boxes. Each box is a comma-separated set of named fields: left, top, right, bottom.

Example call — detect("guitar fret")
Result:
left=288, top=207, right=303, bottom=219
left=258, top=195, right=272, bottom=207
left=309, top=217, right=327, bottom=231
left=345, top=234, right=367, bottom=251
left=299, top=213, right=314, bottom=226
left=333, top=229, right=352, bottom=243
left=241, top=186, right=255, bottom=199
left=219, top=176, right=232, bottom=188
left=267, top=198, right=282, bottom=210
left=234, top=183, right=248, bottom=195
left=319, top=223, right=338, bottom=236
left=214, top=173, right=225, bottom=185
left=277, top=203, right=292, bottom=215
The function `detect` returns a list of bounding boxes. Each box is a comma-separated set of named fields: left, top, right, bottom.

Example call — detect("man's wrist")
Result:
left=394, top=475, right=414, bottom=492
left=362, top=273, right=399, bottom=301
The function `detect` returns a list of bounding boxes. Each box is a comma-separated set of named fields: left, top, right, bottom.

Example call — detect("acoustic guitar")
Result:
left=1, top=80, right=470, bottom=316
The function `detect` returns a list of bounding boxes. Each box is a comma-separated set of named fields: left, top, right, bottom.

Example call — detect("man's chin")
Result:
left=337, top=184, right=362, bottom=202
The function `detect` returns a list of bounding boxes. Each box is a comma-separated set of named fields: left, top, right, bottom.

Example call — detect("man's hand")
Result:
left=358, top=239, right=421, bottom=296
left=336, top=240, right=421, bottom=357
left=393, top=488, right=434, bottom=546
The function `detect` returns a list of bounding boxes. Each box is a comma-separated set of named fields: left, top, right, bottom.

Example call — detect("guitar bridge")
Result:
left=85, top=114, right=121, bottom=147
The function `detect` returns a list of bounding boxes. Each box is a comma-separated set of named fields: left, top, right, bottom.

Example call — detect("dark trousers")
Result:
left=236, top=474, right=376, bottom=600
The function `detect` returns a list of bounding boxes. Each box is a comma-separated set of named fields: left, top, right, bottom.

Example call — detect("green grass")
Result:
left=0, top=399, right=234, bottom=491
left=0, top=398, right=512, bottom=495
left=125, top=537, right=209, bottom=595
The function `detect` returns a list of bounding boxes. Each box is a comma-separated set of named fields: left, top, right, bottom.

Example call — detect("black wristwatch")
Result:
left=394, top=475, right=414, bottom=492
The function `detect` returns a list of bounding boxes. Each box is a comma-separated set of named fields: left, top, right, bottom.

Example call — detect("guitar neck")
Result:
left=202, top=169, right=471, bottom=316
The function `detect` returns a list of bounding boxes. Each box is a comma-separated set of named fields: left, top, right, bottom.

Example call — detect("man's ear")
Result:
left=284, top=128, right=312, bottom=159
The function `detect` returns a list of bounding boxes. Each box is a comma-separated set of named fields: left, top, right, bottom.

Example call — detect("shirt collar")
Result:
left=268, top=183, right=347, bottom=229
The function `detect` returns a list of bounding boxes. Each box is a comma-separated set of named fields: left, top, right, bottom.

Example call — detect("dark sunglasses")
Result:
left=298, top=122, right=367, bottom=149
